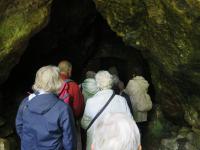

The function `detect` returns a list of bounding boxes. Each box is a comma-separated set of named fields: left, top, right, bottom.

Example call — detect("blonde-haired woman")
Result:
left=16, top=65, right=76, bottom=150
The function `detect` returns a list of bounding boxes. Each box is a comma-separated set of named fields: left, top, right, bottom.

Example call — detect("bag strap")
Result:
left=120, top=91, right=134, bottom=116
left=86, top=91, right=115, bottom=131
left=58, top=79, right=73, bottom=97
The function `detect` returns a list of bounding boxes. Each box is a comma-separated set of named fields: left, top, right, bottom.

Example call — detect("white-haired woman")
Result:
left=16, top=65, right=76, bottom=150
left=81, top=70, right=132, bottom=150
left=92, top=113, right=142, bottom=150
left=81, top=78, right=99, bottom=102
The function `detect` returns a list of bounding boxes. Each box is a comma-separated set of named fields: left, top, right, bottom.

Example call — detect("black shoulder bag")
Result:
left=86, top=92, right=115, bottom=131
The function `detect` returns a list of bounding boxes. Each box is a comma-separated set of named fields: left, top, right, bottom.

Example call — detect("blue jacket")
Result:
left=16, top=92, right=77, bottom=150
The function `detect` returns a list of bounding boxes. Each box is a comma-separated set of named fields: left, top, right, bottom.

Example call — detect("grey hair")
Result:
left=32, top=65, right=62, bottom=94
left=93, top=113, right=141, bottom=150
left=95, top=71, right=113, bottom=90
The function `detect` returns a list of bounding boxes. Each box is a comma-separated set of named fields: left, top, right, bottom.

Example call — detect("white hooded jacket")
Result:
left=81, top=89, right=132, bottom=150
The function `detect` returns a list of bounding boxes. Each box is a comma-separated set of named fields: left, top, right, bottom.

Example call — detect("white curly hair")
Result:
left=95, top=70, right=113, bottom=90
left=92, top=112, right=141, bottom=150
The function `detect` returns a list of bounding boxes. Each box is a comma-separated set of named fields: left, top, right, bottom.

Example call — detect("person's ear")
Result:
left=91, top=144, right=94, bottom=150
left=138, top=144, right=142, bottom=150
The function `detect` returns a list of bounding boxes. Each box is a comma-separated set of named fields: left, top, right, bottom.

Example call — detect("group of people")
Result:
left=15, top=60, right=152, bottom=150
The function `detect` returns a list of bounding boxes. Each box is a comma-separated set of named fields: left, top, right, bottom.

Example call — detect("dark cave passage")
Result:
left=1, top=0, right=200, bottom=149
left=1, top=0, right=153, bottom=107
left=0, top=0, right=154, bottom=149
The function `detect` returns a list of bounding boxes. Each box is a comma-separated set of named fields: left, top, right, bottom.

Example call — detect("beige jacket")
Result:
left=125, top=76, right=152, bottom=122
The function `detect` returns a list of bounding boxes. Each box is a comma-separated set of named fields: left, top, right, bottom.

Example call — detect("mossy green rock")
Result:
left=93, top=0, right=200, bottom=126
left=0, top=0, right=52, bottom=84
left=0, top=138, right=10, bottom=150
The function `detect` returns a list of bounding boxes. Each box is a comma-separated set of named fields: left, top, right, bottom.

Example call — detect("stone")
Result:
left=0, top=117, right=6, bottom=127
left=6, top=136, right=18, bottom=150
left=93, top=0, right=200, bottom=128
left=0, top=138, right=10, bottom=150
left=184, top=105, right=200, bottom=129
left=0, top=0, right=53, bottom=84
left=0, top=125, right=13, bottom=138
left=160, top=138, right=178, bottom=150
left=159, top=127, right=200, bottom=150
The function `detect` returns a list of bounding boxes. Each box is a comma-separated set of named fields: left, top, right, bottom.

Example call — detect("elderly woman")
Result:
left=81, top=78, right=99, bottom=102
left=92, top=113, right=142, bottom=150
left=124, top=75, right=152, bottom=123
left=81, top=70, right=131, bottom=150
left=15, top=66, right=76, bottom=150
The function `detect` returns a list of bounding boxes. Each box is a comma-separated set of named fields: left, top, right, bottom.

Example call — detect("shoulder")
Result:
left=55, top=100, right=73, bottom=118
left=84, top=96, right=95, bottom=106
left=56, top=99, right=71, bottom=109
left=113, top=94, right=128, bottom=105
left=68, top=80, right=79, bottom=88
left=51, top=95, right=71, bottom=111
left=114, top=94, right=126, bottom=100
left=20, top=96, right=29, bottom=106
left=84, top=96, right=99, bottom=111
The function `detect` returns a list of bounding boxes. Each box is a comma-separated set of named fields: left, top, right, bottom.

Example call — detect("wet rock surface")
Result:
left=93, top=1, right=200, bottom=148
left=160, top=127, right=200, bottom=150
left=0, top=138, right=10, bottom=150
left=0, top=0, right=199, bottom=149
left=0, top=0, right=53, bottom=84
left=0, top=114, right=18, bottom=150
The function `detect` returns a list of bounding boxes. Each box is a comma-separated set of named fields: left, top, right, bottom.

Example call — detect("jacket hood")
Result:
left=125, top=76, right=149, bottom=95
left=133, top=76, right=149, bottom=89
left=27, top=93, right=58, bottom=114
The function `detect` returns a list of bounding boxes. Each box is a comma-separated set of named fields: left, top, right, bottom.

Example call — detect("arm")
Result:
left=81, top=101, right=92, bottom=129
left=60, top=106, right=77, bottom=150
left=15, top=98, right=28, bottom=138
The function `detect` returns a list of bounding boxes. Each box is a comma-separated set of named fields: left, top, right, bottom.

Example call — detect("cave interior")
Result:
left=0, top=0, right=155, bottom=149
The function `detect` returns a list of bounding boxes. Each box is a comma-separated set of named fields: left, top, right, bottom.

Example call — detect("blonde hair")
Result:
left=32, top=66, right=62, bottom=94
left=58, top=60, right=72, bottom=75
left=95, top=71, right=113, bottom=90
left=93, top=113, right=141, bottom=150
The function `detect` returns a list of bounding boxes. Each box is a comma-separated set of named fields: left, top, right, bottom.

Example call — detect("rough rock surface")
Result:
left=160, top=127, right=200, bottom=150
left=93, top=0, right=200, bottom=127
left=0, top=0, right=53, bottom=84
left=0, top=138, right=10, bottom=150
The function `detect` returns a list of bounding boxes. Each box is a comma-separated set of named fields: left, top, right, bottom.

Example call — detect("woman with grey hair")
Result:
left=81, top=78, right=99, bottom=102
left=81, top=70, right=132, bottom=150
left=16, top=65, right=76, bottom=150
left=92, top=113, right=142, bottom=150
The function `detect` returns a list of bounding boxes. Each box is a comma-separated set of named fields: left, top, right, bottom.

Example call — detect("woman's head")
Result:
left=58, top=60, right=72, bottom=77
left=82, top=78, right=99, bottom=100
left=95, top=71, right=113, bottom=90
left=32, top=65, right=62, bottom=94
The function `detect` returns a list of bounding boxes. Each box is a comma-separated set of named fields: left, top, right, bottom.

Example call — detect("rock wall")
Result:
left=93, top=0, right=200, bottom=149
left=0, top=0, right=53, bottom=84
left=93, top=0, right=200, bottom=126
left=0, top=0, right=200, bottom=149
